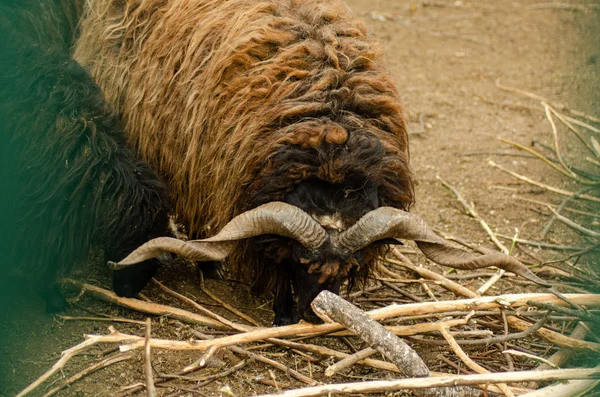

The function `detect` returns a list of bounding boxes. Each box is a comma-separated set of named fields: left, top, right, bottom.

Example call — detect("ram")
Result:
left=2, top=0, right=548, bottom=324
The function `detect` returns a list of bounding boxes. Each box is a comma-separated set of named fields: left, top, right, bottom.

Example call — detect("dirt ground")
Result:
left=1, top=0, right=599, bottom=396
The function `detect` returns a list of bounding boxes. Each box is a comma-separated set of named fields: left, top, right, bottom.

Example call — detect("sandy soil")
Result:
left=1, top=1, right=599, bottom=396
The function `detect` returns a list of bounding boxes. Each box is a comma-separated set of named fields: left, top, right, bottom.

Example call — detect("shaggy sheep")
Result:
left=2, top=0, right=548, bottom=324
left=0, top=0, right=169, bottom=309
left=71, top=0, right=416, bottom=323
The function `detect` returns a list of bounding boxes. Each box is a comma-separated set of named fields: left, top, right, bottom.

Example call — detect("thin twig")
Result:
left=507, top=316, right=600, bottom=352
left=498, top=137, right=597, bottom=184
left=488, top=160, right=600, bottom=203
left=16, top=328, right=142, bottom=397
left=439, top=325, right=515, bottom=397
left=114, top=293, right=600, bottom=353
left=544, top=103, right=578, bottom=178
left=325, top=348, right=377, bottom=377
left=454, top=315, right=548, bottom=345
left=60, top=279, right=225, bottom=328
left=190, top=330, right=317, bottom=386
left=57, top=315, right=146, bottom=325
left=502, top=350, right=557, bottom=368
left=526, top=3, right=600, bottom=11
left=159, top=360, right=248, bottom=386
left=546, top=205, right=600, bottom=238
left=547, top=104, right=597, bottom=156
left=436, top=175, right=510, bottom=293
left=527, top=301, right=599, bottom=323
left=541, top=188, right=594, bottom=237
left=42, top=353, right=134, bottom=397
left=379, top=277, right=423, bottom=302
left=386, top=251, right=479, bottom=299
left=199, top=280, right=261, bottom=327
left=495, top=234, right=588, bottom=251
left=152, top=278, right=254, bottom=331
left=144, top=318, right=157, bottom=397
left=513, top=195, right=600, bottom=219
left=437, top=176, right=509, bottom=254
left=495, top=79, right=600, bottom=123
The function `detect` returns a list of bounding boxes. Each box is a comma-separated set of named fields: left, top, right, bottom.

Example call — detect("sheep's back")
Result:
left=73, top=0, right=412, bottom=239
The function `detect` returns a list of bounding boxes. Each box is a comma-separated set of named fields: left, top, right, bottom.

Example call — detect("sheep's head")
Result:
left=112, top=200, right=551, bottom=324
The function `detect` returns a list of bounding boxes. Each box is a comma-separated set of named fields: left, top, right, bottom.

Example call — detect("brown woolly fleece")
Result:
left=73, top=0, right=413, bottom=285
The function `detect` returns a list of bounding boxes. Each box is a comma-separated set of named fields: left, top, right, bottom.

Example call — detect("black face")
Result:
left=289, top=241, right=361, bottom=322
left=281, top=177, right=380, bottom=322
left=285, top=178, right=380, bottom=224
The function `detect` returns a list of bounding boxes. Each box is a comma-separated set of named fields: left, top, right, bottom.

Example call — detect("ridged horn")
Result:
left=110, top=237, right=235, bottom=270
left=200, top=202, right=328, bottom=249
left=111, top=202, right=328, bottom=269
left=334, top=207, right=552, bottom=287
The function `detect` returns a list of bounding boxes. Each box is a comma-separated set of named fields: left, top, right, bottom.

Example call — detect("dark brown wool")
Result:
left=73, top=0, right=413, bottom=293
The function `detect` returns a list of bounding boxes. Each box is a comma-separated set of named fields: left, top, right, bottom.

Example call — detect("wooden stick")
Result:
left=502, top=350, right=556, bottom=368
left=526, top=3, right=600, bottom=11
left=454, top=315, right=548, bottom=345
left=488, top=160, right=600, bottom=203
left=117, top=328, right=317, bottom=396
left=507, top=316, right=600, bottom=352
left=311, top=290, right=429, bottom=378
left=543, top=103, right=578, bottom=178
left=535, top=323, right=588, bottom=371
left=324, top=348, right=377, bottom=377
left=436, top=175, right=511, bottom=293
left=439, top=326, right=515, bottom=397
left=151, top=278, right=254, bottom=331
left=333, top=317, right=469, bottom=338
left=118, top=293, right=600, bottom=352
left=263, top=333, right=523, bottom=395
left=437, top=176, right=510, bottom=255
left=58, top=315, right=146, bottom=325
left=495, top=233, right=588, bottom=251
left=144, top=318, right=157, bottom=397
left=494, top=79, right=600, bottom=123
left=60, top=279, right=224, bottom=329
left=546, top=104, right=597, bottom=156
left=22, top=292, right=600, bottom=396
left=16, top=328, right=142, bottom=397
left=42, top=353, right=133, bottom=397
left=189, top=330, right=317, bottom=386
left=513, top=195, right=600, bottom=219
left=387, top=250, right=479, bottom=299
left=518, top=379, right=600, bottom=397
left=545, top=205, right=600, bottom=238
left=311, top=291, right=483, bottom=397
left=199, top=280, right=261, bottom=327
left=497, top=137, right=589, bottom=183
left=254, top=367, right=600, bottom=397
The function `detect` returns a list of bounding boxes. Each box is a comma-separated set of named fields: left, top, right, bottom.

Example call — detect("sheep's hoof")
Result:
left=273, top=305, right=299, bottom=326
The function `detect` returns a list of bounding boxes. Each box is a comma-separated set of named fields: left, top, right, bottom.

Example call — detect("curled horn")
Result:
left=111, top=202, right=328, bottom=269
left=334, top=207, right=552, bottom=287
left=200, top=201, right=328, bottom=248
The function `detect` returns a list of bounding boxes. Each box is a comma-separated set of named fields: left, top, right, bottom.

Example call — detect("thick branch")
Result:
left=254, top=367, right=600, bottom=397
